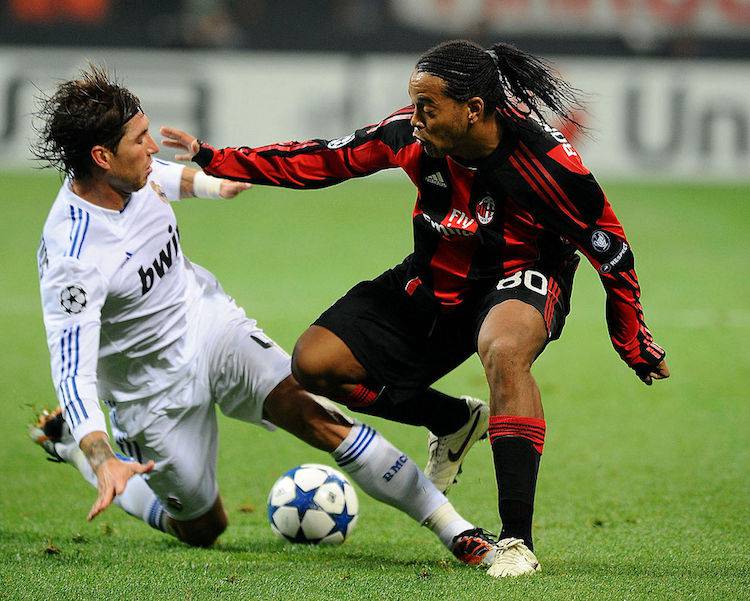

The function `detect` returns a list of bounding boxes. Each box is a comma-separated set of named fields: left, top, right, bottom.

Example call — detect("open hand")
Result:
left=160, top=126, right=200, bottom=161
left=88, top=456, right=155, bottom=521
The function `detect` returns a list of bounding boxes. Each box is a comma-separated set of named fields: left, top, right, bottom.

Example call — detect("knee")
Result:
left=183, top=520, right=227, bottom=548
left=479, top=334, right=537, bottom=377
left=291, top=339, right=340, bottom=395
left=290, top=347, right=327, bottom=394
left=172, top=509, right=228, bottom=548
left=291, top=326, right=367, bottom=397
left=478, top=304, right=547, bottom=378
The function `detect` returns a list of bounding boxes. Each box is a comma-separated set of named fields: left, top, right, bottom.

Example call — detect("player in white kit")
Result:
left=30, top=66, right=497, bottom=563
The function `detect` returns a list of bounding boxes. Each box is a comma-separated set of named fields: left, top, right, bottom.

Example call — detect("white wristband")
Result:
left=192, top=171, right=223, bottom=199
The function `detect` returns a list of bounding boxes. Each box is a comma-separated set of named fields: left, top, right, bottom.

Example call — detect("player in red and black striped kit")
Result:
left=163, top=39, right=669, bottom=577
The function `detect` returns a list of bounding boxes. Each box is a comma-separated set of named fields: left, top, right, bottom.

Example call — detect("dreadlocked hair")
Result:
left=415, top=40, right=585, bottom=130
left=31, top=64, right=142, bottom=179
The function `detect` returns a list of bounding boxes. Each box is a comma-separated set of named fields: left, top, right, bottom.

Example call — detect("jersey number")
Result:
left=496, top=270, right=548, bottom=295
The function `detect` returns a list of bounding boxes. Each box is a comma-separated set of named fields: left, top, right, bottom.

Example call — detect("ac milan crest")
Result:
left=475, top=196, right=495, bottom=225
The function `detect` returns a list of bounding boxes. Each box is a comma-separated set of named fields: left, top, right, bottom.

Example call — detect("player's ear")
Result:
left=90, top=145, right=112, bottom=171
left=467, top=97, right=484, bottom=125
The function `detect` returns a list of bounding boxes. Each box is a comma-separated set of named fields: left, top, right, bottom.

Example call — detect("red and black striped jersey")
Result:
left=193, top=107, right=665, bottom=373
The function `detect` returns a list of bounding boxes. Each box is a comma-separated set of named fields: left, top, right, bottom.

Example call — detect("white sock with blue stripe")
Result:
left=117, top=464, right=167, bottom=533
left=60, top=445, right=167, bottom=532
left=332, top=423, right=472, bottom=549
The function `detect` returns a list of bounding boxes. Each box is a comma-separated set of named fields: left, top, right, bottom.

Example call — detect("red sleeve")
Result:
left=578, top=199, right=666, bottom=372
left=193, top=107, right=416, bottom=189
left=508, top=138, right=666, bottom=374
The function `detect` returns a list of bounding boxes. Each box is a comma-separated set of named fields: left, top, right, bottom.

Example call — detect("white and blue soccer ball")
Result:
left=267, top=464, right=359, bottom=545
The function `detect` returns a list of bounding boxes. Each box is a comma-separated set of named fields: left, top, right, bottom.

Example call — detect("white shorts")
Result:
left=108, top=292, right=291, bottom=521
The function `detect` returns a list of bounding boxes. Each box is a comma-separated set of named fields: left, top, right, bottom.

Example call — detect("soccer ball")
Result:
left=267, top=464, right=359, bottom=545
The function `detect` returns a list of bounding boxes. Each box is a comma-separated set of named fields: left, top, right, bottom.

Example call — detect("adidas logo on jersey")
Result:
left=425, top=172, right=447, bottom=188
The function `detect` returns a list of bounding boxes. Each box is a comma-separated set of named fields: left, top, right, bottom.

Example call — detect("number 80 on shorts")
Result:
left=496, top=269, right=548, bottom=295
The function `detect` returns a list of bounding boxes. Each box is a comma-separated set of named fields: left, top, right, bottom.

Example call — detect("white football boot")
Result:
left=486, top=537, right=541, bottom=578
left=425, top=396, right=489, bottom=494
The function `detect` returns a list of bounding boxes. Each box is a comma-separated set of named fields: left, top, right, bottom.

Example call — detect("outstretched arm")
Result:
left=161, top=107, right=415, bottom=190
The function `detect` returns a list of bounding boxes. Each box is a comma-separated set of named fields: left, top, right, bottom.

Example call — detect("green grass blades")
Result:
left=1, top=172, right=748, bottom=600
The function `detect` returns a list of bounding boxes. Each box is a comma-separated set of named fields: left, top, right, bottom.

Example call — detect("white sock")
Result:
left=331, top=423, right=472, bottom=549
left=57, top=443, right=167, bottom=532
left=422, top=502, right=474, bottom=548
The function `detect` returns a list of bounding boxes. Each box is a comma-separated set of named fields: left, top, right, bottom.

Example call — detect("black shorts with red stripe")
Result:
left=313, top=256, right=578, bottom=404
left=476, top=255, right=579, bottom=343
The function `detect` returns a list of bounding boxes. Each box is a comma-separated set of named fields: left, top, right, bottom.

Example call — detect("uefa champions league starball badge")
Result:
left=59, top=285, right=87, bottom=314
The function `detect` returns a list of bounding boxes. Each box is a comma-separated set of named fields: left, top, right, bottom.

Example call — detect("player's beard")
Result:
left=421, top=140, right=441, bottom=157
left=111, top=171, right=148, bottom=196
left=421, top=122, right=468, bottom=158
left=419, top=134, right=451, bottom=158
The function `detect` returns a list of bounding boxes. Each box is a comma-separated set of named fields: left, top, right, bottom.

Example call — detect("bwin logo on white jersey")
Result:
left=425, top=172, right=447, bottom=188
left=138, top=225, right=181, bottom=295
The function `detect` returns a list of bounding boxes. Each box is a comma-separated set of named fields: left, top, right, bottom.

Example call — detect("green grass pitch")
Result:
left=1, top=171, right=748, bottom=600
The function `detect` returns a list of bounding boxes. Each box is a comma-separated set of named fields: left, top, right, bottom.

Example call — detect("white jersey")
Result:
left=38, top=159, right=211, bottom=443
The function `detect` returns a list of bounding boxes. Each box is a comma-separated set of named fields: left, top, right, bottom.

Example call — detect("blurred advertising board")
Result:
left=390, top=0, right=750, bottom=37
left=1, top=48, right=747, bottom=181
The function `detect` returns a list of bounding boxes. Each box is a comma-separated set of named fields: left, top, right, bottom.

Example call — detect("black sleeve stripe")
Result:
left=255, top=141, right=329, bottom=159
left=250, top=173, right=357, bottom=190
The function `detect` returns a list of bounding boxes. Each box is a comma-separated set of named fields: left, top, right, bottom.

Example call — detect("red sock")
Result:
left=489, top=415, right=546, bottom=455
left=343, top=384, right=379, bottom=408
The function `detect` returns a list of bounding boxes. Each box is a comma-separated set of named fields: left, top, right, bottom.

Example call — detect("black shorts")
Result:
left=313, top=257, right=578, bottom=404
